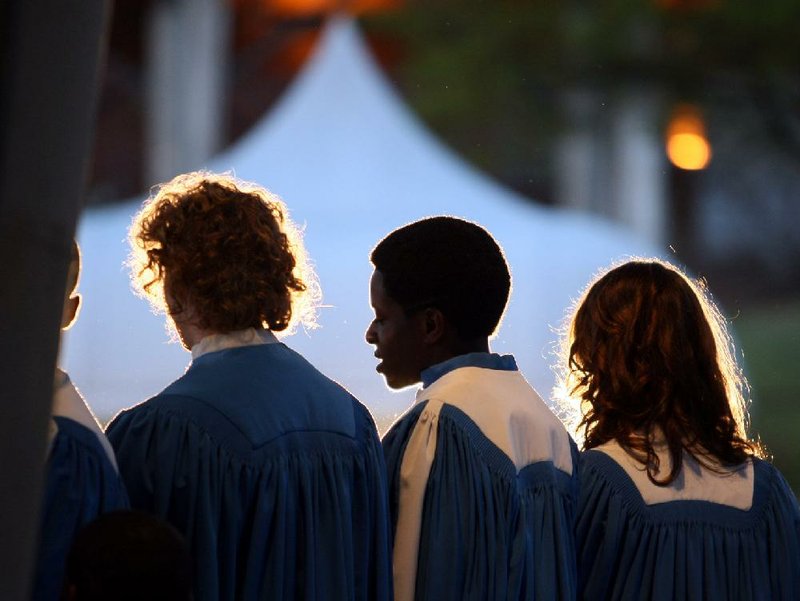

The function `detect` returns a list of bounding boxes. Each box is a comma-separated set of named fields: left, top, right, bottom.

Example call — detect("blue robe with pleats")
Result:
left=34, top=416, right=129, bottom=601
left=577, top=450, right=800, bottom=600
left=383, top=353, right=578, bottom=600
left=107, top=343, right=392, bottom=601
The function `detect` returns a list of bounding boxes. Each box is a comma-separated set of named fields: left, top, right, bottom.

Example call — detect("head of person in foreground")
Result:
left=560, top=258, right=763, bottom=485
left=62, top=510, right=192, bottom=601
left=366, top=215, right=511, bottom=390
left=128, top=171, right=318, bottom=350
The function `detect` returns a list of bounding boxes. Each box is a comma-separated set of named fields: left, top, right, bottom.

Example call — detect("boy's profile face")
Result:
left=365, top=270, right=428, bottom=390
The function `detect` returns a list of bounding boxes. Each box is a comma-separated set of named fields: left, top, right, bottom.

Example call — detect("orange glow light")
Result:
left=666, top=105, right=712, bottom=171
left=265, top=0, right=401, bottom=16
left=265, top=0, right=333, bottom=16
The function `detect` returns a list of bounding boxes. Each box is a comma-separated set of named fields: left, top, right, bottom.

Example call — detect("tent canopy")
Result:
left=64, top=18, right=655, bottom=427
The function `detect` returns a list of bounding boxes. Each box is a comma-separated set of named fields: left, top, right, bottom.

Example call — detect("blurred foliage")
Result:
left=363, top=0, right=800, bottom=200
left=736, top=302, right=800, bottom=496
left=364, top=0, right=800, bottom=491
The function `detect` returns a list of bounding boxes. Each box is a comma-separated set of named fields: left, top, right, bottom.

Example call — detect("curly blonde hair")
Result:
left=129, top=172, right=319, bottom=336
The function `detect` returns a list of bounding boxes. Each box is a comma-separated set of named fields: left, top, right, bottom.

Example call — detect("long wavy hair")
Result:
left=561, top=259, right=762, bottom=485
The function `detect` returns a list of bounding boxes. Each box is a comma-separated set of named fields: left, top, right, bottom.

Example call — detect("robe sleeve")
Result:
left=767, top=466, right=800, bottom=598
left=526, top=439, right=578, bottom=600
left=34, top=417, right=129, bottom=601
left=107, top=398, right=241, bottom=598
left=352, top=402, right=394, bottom=601
left=382, top=400, right=442, bottom=601
left=106, top=403, right=184, bottom=517
left=382, top=403, right=425, bottom=539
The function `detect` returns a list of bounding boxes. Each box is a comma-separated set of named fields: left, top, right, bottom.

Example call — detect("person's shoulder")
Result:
left=579, top=447, right=616, bottom=469
left=425, top=373, right=576, bottom=476
left=424, top=363, right=569, bottom=438
left=48, top=417, right=127, bottom=502
left=752, top=455, right=788, bottom=481
left=384, top=400, right=426, bottom=429
left=50, top=415, right=113, bottom=461
left=119, top=349, right=364, bottom=450
left=753, top=457, right=800, bottom=513
left=275, top=343, right=358, bottom=398
left=578, top=448, right=636, bottom=498
left=344, top=395, right=385, bottom=442
left=106, top=388, right=195, bottom=437
left=51, top=413, right=100, bottom=441
left=112, top=389, right=184, bottom=418
left=204, top=342, right=357, bottom=405
left=381, top=402, right=427, bottom=445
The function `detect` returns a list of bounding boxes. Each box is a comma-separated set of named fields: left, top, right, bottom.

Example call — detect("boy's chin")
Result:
left=383, top=373, right=420, bottom=391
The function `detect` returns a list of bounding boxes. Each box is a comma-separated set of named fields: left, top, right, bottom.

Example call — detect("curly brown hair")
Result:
left=129, top=172, right=318, bottom=335
left=560, top=259, right=762, bottom=485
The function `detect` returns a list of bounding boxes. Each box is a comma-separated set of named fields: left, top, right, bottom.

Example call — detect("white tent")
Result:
left=64, top=18, right=657, bottom=429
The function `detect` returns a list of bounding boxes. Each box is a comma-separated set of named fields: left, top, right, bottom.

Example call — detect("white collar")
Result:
left=191, top=327, right=278, bottom=360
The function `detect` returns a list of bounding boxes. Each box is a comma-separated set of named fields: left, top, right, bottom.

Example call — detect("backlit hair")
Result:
left=558, top=258, right=762, bottom=485
left=129, top=171, right=318, bottom=336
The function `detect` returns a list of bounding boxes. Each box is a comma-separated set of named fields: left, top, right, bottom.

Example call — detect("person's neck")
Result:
left=176, top=320, right=217, bottom=351
left=428, top=337, right=490, bottom=367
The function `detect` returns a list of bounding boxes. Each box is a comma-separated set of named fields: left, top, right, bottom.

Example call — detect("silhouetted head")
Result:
left=562, top=259, right=761, bottom=484
left=62, top=510, right=191, bottom=601
left=129, top=171, right=318, bottom=348
left=366, top=216, right=511, bottom=389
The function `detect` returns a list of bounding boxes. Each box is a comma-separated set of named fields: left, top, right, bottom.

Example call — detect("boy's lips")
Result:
left=372, top=350, right=384, bottom=373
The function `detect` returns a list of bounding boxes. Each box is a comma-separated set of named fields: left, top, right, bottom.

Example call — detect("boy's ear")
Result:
left=61, top=294, right=81, bottom=330
left=421, top=307, right=446, bottom=344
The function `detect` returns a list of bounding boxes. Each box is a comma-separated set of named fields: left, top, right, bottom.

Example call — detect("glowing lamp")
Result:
left=267, top=0, right=335, bottom=16
left=666, top=104, right=711, bottom=171
left=265, top=0, right=401, bottom=15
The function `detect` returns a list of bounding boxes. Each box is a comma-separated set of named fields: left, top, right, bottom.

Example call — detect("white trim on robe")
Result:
left=392, top=364, right=574, bottom=601
left=596, top=440, right=754, bottom=510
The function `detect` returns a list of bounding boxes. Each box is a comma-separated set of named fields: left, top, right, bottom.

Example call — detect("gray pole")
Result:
left=0, top=1, right=111, bottom=598
left=145, top=0, right=230, bottom=184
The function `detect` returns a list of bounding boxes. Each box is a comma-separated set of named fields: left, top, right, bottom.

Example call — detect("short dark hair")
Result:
left=563, top=259, right=761, bottom=485
left=370, top=216, right=510, bottom=339
left=129, top=172, right=318, bottom=334
left=63, top=510, right=192, bottom=601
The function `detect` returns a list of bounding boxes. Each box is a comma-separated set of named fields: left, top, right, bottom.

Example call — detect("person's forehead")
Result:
left=369, top=270, right=398, bottom=308
left=369, top=269, right=383, bottom=287
left=369, top=270, right=384, bottom=302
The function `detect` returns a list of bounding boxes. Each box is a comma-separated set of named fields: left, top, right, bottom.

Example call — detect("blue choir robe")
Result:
left=106, top=331, right=392, bottom=601
left=577, top=444, right=800, bottom=600
left=34, top=371, right=129, bottom=601
left=383, top=353, right=579, bottom=600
